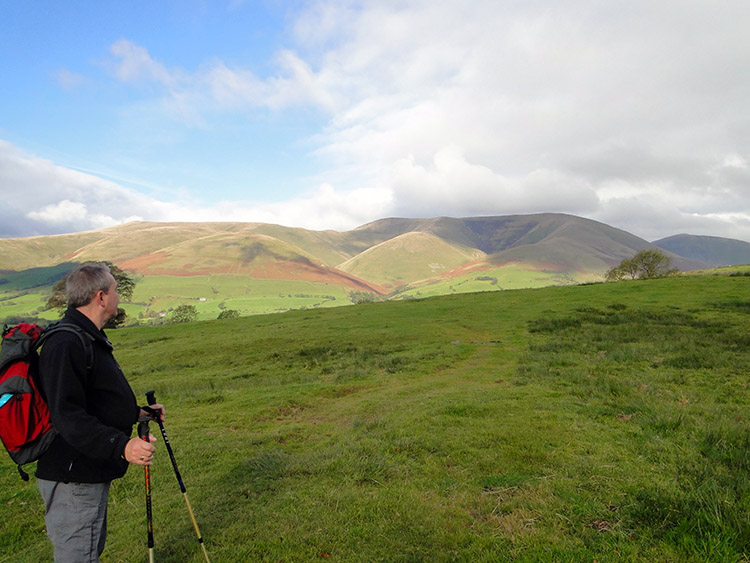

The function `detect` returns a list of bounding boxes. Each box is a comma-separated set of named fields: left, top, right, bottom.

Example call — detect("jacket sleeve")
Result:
left=39, top=333, right=131, bottom=461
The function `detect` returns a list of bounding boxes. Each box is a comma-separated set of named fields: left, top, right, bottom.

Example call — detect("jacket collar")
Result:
left=63, top=307, right=112, bottom=349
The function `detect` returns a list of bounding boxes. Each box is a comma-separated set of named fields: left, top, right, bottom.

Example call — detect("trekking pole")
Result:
left=138, top=416, right=155, bottom=563
left=145, top=390, right=210, bottom=563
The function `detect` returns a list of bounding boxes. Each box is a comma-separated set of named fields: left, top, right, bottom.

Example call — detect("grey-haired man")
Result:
left=36, top=263, right=163, bottom=562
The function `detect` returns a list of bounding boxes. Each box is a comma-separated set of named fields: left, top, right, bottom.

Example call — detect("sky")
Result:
left=1, top=0, right=749, bottom=242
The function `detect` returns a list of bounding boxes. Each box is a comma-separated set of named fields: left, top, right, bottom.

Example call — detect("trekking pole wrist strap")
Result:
left=140, top=405, right=161, bottom=420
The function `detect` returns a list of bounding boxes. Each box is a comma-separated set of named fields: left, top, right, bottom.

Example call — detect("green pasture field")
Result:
left=0, top=265, right=74, bottom=323
left=131, top=275, right=351, bottom=322
left=1, top=275, right=749, bottom=561
left=0, top=275, right=354, bottom=325
left=0, top=291, right=58, bottom=322
left=690, top=264, right=750, bottom=276
left=0, top=264, right=73, bottom=291
left=399, top=264, right=594, bottom=299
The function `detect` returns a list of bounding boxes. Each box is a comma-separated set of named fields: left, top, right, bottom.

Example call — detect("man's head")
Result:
left=66, top=263, right=120, bottom=326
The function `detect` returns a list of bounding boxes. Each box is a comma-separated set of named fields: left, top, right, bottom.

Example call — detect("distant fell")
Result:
left=0, top=214, right=709, bottom=295
left=653, top=234, right=750, bottom=267
left=349, top=214, right=704, bottom=286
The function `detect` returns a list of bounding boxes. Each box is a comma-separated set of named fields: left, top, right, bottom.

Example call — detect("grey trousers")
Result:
left=37, top=479, right=111, bottom=563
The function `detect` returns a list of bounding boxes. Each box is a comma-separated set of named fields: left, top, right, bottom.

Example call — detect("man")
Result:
left=36, top=263, right=163, bottom=562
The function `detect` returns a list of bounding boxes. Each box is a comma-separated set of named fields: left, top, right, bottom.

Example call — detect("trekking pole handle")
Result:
left=144, top=390, right=163, bottom=422
left=138, top=419, right=150, bottom=441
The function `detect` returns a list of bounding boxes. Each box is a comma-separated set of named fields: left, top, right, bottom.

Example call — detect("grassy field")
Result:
left=0, top=274, right=356, bottom=326
left=0, top=266, right=594, bottom=326
left=130, top=275, right=352, bottom=322
left=1, top=274, right=749, bottom=561
left=396, top=263, right=595, bottom=299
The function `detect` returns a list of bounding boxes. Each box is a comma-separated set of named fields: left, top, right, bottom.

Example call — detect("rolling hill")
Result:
left=653, top=234, right=750, bottom=267
left=0, top=214, right=709, bottom=283
left=0, top=213, right=731, bottom=323
left=344, top=214, right=705, bottom=287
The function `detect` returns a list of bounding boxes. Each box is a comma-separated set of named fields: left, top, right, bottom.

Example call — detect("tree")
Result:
left=170, top=304, right=198, bottom=324
left=605, top=249, right=678, bottom=281
left=632, top=249, right=678, bottom=279
left=349, top=291, right=377, bottom=304
left=217, top=309, right=240, bottom=320
left=605, top=257, right=639, bottom=281
left=604, top=265, right=625, bottom=282
left=46, top=261, right=136, bottom=328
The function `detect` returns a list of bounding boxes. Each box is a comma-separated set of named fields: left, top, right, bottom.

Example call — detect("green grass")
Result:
left=0, top=274, right=355, bottom=326
left=337, top=232, right=479, bottom=286
left=130, top=275, right=351, bottom=322
left=1, top=275, right=749, bottom=561
left=0, top=291, right=50, bottom=317
left=398, top=264, right=596, bottom=299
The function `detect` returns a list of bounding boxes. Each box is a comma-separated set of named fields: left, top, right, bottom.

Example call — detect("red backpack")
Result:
left=0, top=322, right=93, bottom=480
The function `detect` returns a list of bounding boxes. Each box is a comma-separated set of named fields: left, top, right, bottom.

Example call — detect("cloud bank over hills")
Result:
left=1, top=2, right=749, bottom=241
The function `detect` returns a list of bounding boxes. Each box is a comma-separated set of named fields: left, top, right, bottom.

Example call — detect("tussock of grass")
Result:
left=1, top=275, right=749, bottom=561
left=517, top=295, right=750, bottom=560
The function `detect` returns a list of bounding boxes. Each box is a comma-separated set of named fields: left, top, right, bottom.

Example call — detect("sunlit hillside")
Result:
left=0, top=213, right=726, bottom=324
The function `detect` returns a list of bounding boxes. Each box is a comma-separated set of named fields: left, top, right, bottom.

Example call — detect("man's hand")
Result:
left=139, top=403, right=166, bottom=423
left=124, top=434, right=156, bottom=465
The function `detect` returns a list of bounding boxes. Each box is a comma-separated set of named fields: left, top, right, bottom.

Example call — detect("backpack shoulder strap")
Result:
left=39, top=323, right=96, bottom=375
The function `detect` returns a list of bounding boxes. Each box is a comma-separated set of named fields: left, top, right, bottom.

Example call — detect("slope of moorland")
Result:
left=0, top=214, right=721, bottom=324
left=337, top=231, right=485, bottom=287
left=385, top=214, right=702, bottom=275
left=654, top=233, right=750, bottom=267
left=116, top=231, right=385, bottom=293
left=0, top=214, right=709, bottom=282
left=0, top=231, right=103, bottom=268
left=2, top=274, right=748, bottom=561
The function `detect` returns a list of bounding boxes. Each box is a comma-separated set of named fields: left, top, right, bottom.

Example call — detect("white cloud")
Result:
left=204, top=63, right=264, bottom=108
left=0, top=141, right=389, bottom=237
left=105, top=39, right=339, bottom=119
left=95, top=5, right=750, bottom=240
left=289, top=1, right=750, bottom=240
left=108, top=39, right=176, bottom=86
left=207, top=183, right=392, bottom=231
left=27, top=200, right=91, bottom=223
left=0, top=141, right=168, bottom=237
left=54, top=68, right=86, bottom=91
left=6, top=2, right=750, bottom=243
left=385, top=146, right=599, bottom=218
left=596, top=196, right=750, bottom=242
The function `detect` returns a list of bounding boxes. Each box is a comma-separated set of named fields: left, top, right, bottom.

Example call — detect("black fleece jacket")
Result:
left=35, top=308, right=140, bottom=483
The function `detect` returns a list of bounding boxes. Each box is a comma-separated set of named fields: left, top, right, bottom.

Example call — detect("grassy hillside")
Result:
left=338, top=231, right=485, bottom=287
left=0, top=214, right=706, bottom=296
left=2, top=275, right=748, bottom=561
left=328, top=214, right=706, bottom=285
left=0, top=231, right=102, bottom=269
left=397, top=262, right=591, bottom=299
